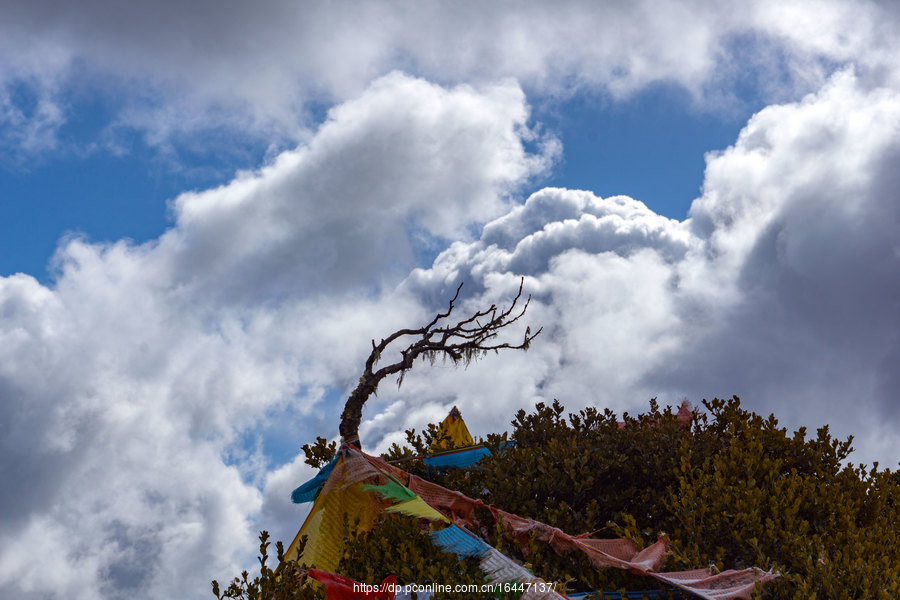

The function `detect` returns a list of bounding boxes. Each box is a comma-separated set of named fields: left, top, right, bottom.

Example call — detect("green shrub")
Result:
left=216, top=397, right=900, bottom=599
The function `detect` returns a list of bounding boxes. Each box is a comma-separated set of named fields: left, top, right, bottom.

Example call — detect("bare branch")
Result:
left=338, top=278, right=541, bottom=444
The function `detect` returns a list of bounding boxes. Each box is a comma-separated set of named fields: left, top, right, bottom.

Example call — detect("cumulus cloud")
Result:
left=2, top=0, right=899, bottom=154
left=2, top=40, right=900, bottom=600
left=0, top=268, right=267, bottom=600
left=672, top=70, right=900, bottom=432
left=0, top=75, right=552, bottom=599
left=363, top=71, right=900, bottom=472
left=157, top=72, right=556, bottom=302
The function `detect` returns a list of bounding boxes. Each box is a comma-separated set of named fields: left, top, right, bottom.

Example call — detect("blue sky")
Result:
left=542, top=83, right=754, bottom=217
left=1, top=82, right=748, bottom=282
left=2, top=78, right=753, bottom=472
left=2, top=2, right=900, bottom=599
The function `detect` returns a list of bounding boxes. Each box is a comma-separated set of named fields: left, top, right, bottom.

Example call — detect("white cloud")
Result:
left=156, top=72, right=556, bottom=302
left=258, top=453, right=318, bottom=554
left=0, top=74, right=553, bottom=599
left=672, top=69, right=900, bottom=436
left=363, top=71, right=900, bottom=473
left=2, top=36, right=900, bottom=600
left=2, top=0, right=899, bottom=154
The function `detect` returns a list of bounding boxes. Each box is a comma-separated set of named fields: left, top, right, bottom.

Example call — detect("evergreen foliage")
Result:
left=212, top=531, right=321, bottom=600
left=216, top=397, right=900, bottom=599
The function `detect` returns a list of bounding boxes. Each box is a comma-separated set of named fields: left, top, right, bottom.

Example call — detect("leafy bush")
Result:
left=211, top=531, right=322, bottom=600
left=667, top=399, right=900, bottom=598
left=337, top=514, right=507, bottom=599
left=216, top=397, right=900, bottom=599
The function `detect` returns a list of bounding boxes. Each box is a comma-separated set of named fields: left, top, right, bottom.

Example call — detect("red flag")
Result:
left=307, top=569, right=396, bottom=600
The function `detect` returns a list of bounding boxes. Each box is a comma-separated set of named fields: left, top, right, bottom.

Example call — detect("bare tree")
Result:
left=339, top=278, right=542, bottom=444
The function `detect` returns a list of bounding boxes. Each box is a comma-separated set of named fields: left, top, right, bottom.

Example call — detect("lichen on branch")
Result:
left=339, top=278, right=541, bottom=443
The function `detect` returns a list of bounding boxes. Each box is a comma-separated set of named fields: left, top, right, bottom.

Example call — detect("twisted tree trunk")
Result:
left=339, top=279, right=540, bottom=445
